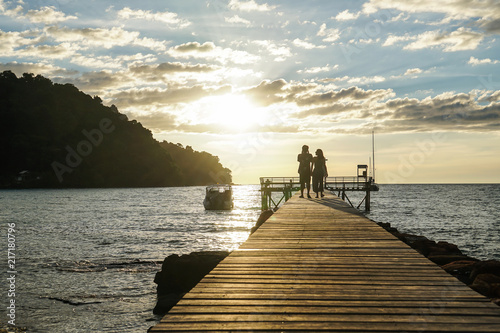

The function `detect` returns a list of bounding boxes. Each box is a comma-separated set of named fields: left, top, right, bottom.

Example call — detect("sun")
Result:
left=204, top=94, right=263, bottom=131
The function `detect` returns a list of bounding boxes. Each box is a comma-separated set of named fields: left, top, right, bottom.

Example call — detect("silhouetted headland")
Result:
left=0, top=71, right=231, bottom=188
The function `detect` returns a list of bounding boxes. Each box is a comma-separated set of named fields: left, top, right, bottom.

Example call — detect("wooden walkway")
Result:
left=150, top=193, right=500, bottom=332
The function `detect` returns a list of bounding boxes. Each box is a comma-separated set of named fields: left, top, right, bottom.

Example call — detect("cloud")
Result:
left=321, top=75, right=386, bottom=85
left=18, top=43, right=80, bottom=59
left=68, top=53, right=157, bottom=70
left=108, top=84, right=232, bottom=108
left=371, top=91, right=500, bottom=132
left=468, top=56, right=500, bottom=66
left=363, top=0, right=500, bottom=35
left=297, top=64, right=339, bottom=74
left=0, top=1, right=22, bottom=17
left=117, top=7, right=191, bottom=28
left=404, top=28, right=484, bottom=52
left=404, top=68, right=422, bottom=76
left=333, top=10, right=360, bottom=21
left=383, top=34, right=416, bottom=46
left=63, top=70, right=127, bottom=92
left=0, top=61, right=78, bottom=76
left=228, top=0, right=276, bottom=12
left=127, top=111, right=178, bottom=132
left=0, top=29, right=44, bottom=55
left=225, top=15, right=251, bottom=26
left=130, top=62, right=217, bottom=75
left=0, top=2, right=76, bottom=24
left=363, top=0, right=500, bottom=21
left=252, top=40, right=292, bottom=62
left=240, top=79, right=500, bottom=134
left=292, top=38, right=326, bottom=49
left=171, top=41, right=215, bottom=53
left=167, top=41, right=260, bottom=64
left=295, top=86, right=393, bottom=107
left=317, top=24, right=341, bottom=43
left=243, top=79, right=289, bottom=106
left=44, top=26, right=167, bottom=51
left=24, top=6, right=77, bottom=24
left=479, top=18, right=500, bottom=33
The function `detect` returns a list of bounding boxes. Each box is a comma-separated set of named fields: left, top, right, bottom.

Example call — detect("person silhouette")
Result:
left=297, top=145, right=313, bottom=198
left=312, top=149, right=328, bottom=198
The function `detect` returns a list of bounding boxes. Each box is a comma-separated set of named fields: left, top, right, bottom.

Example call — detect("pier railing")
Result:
left=260, top=176, right=379, bottom=211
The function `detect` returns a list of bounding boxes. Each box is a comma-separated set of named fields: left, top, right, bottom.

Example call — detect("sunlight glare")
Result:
left=205, top=94, right=263, bottom=131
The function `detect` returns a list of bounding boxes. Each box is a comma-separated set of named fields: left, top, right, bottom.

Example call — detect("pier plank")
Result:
left=150, top=193, right=500, bottom=332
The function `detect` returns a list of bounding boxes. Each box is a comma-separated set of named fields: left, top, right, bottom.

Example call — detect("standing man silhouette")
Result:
left=297, top=145, right=313, bottom=198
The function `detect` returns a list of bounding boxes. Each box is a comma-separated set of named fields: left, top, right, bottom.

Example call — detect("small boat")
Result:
left=203, top=184, right=233, bottom=210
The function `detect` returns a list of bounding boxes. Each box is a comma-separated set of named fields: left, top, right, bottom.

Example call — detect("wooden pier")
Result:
left=150, top=193, right=500, bottom=332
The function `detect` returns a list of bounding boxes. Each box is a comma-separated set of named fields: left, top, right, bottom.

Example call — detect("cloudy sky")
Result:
left=1, top=0, right=500, bottom=184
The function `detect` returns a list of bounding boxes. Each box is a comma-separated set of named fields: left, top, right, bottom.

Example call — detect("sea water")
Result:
left=0, top=184, right=499, bottom=332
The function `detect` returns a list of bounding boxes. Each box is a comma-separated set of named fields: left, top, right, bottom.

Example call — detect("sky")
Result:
left=1, top=0, right=500, bottom=184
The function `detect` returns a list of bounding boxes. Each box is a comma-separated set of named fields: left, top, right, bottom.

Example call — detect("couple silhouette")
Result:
left=297, top=145, right=328, bottom=199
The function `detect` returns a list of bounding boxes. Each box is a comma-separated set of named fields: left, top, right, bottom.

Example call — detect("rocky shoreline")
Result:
left=153, top=211, right=500, bottom=317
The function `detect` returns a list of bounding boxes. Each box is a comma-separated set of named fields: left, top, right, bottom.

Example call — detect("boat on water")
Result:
left=203, top=184, right=234, bottom=210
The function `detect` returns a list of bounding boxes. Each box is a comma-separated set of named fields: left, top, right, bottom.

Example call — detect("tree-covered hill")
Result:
left=160, top=141, right=232, bottom=185
left=0, top=71, right=231, bottom=188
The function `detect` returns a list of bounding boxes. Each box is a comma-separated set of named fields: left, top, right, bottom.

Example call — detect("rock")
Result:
left=428, top=254, right=477, bottom=266
left=442, top=260, right=477, bottom=284
left=251, top=209, right=273, bottom=234
left=442, top=260, right=477, bottom=273
left=153, top=251, right=229, bottom=315
left=470, top=260, right=500, bottom=281
left=376, top=222, right=399, bottom=234
left=470, top=273, right=500, bottom=298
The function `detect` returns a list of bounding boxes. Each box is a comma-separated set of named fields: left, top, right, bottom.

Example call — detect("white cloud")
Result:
left=363, top=0, right=500, bottom=21
left=225, top=15, right=251, bottom=26
left=293, top=38, right=326, bottom=50
left=363, top=0, right=500, bottom=34
left=317, top=23, right=340, bottom=43
left=0, top=2, right=76, bottom=24
left=228, top=0, right=276, bottom=12
left=25, top=6, right=77, bottom=24
left=0, top=29, right=44, bottom=55
left=252, top=40, right=292, bottom=62
left=383, top=34, right=416, bottom=46
left=297, top=64, right=339, bottom=74
left=337, top=75, right=386, bottom=85
left=468, top=56, right=500, bottom=65
left=404, top=68, right=422, bottom=76
left=117, top=7, right=191, bottom=28
left=44, top=26, right=167, bottom=51
left=333, top=10, right=360, bottom=21
left=404, top=28, right=484, bottom=52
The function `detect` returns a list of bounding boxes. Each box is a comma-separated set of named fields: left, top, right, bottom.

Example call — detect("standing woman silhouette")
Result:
left=297, top=145, right=313, bottom=198
left=312, top=149, right=328, bottom=198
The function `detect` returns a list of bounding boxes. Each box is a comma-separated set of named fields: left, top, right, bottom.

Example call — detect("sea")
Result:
left=0, top=184, right=499, bottom=332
